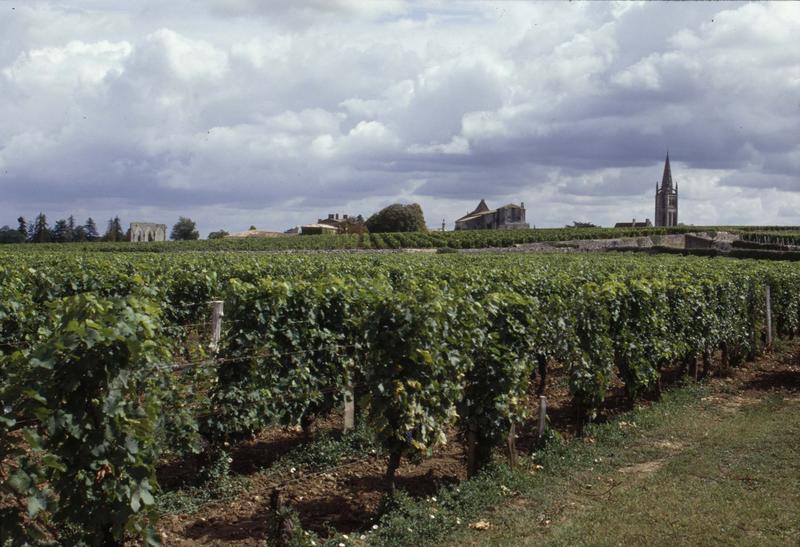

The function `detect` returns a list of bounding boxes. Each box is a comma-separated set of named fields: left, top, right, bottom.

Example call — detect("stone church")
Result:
left=454, top=199, right=529, bottom=231
left=654, top=154, right=678, bottom=227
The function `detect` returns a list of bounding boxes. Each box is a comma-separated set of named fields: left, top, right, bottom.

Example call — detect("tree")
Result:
left=207, top=230, right=229, bottom=240
left=0, top=225, right=25, bottom=244
left=104, top=217, right=125, bottom=242
left=365, top=203, right=427, bottom=233
left=66, top=215, right=76, bottom=242
left=249, top=225, right=257, bottom=231
left=31, top=213, right=51, bottom=243
left=73, top=225, right=88, bottom=242
left=84, top=218, right=99, bottom=241
left=51, top=219, right=70, bottom=243
left=171, top=217, right=199, bottom=240
left=17, top=216, right=28, bottom=240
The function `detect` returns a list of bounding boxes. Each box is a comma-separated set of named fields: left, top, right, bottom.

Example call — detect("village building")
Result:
left=655, top=154, right=678, bottom=226
left=614, top=218, right=653, bottom=228
left=299, top=223, right=338, bottom=235
left=454, top=199, right=530, bottom=231
left=317, top=213, right=353, bottom=231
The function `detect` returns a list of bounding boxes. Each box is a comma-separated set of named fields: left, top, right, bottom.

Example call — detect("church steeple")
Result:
left=660, top=153, right=673, bottom=190
left=655, top=152, right=678, bottom=227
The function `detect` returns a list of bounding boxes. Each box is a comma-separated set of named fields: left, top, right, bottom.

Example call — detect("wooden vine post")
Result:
left=765, top=284, right=773, bottom=348
left=209, top=300, right=224, bottom=353
left=538, top=395, right=548, bottom=437
left=466, top=426, right=478, bottom=477
left=507, top=423, right=517, bottom=468
left=343, top=383, right=355, bottom=432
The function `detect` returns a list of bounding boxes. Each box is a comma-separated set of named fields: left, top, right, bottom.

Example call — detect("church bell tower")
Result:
left=655, top=153, right=678, bottom=227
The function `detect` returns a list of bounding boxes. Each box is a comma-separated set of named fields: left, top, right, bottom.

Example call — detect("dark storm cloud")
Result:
left=0, top=0, right=799, bottom=235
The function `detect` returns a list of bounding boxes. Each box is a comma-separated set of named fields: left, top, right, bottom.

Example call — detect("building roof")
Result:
left=456, top=200, right=526, bottom=224
left=300, top=223, right=338, bottom=231
left=456, top=199, right=491, bottom=222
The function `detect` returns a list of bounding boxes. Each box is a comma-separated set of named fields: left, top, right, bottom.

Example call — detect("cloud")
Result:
left=0, top=1, right=799, bottom=236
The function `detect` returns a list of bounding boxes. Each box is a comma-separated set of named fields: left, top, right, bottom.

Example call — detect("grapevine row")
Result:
left=1, top=252, right=800, bottom=543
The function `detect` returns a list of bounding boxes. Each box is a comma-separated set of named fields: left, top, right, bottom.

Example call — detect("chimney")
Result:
left=335, top=213, right=339, bottom=220
left=521, top=202, right=525, bottom=209
left=328, top=214, right=334, bottom=220
left=343, top=214, right=348, bottom=220
left=632, top=218, right=636, bottom=225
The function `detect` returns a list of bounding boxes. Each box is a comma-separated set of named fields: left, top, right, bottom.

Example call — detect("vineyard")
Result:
left=6, top=224, right=800, bottom=253
left=1, top=249, right=800, bottom=544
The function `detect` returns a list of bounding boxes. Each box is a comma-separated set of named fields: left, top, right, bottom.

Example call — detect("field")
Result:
left=1, top=243, right=800, bottom=545
left=6, top=224, right=800, bottom=253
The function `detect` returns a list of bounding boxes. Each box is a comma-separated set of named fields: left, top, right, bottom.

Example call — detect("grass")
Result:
left=358, top=380, right=799, bottom=547
left=440, top=389, right=800, bottom=546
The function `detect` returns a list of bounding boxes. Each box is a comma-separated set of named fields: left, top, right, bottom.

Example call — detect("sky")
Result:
left=0, top=1, right=798, bottom=237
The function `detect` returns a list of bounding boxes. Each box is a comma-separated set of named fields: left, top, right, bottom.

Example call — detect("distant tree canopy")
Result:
left=84, top=218, right=99, bottom=241
left=0, top=225, right=25, bottom=244
left=31, top=213, right=51, bottom=243
left=8, top=214, right=110, bottom=243
left=103, top=217, right=125, bottom=242
left=568, top=221, right=598, bottom=228
left=207, top=230, right=229, bottom=240
left=171, top=217, right=200, bottom=240
left=365, top=203, right=427, bottom=233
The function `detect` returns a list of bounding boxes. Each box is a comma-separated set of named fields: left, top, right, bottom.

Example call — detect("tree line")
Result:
left=0, top=202, right=429, bottom=244
left=0, top=214, right=201, bottom=244
left=0, top=214, right=104, bottom=244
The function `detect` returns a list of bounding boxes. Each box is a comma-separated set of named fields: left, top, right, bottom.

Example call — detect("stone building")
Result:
left=615, top=219, right=652, bottom=228
left=300, top=223, right=338, bottom=235
left=129, top=222, right=167, bottom=242
left=454, top=199, right=529, bottom=231
left=317, top=213, right=351, bottom=230
left=655, top=154, right=678, bottom=227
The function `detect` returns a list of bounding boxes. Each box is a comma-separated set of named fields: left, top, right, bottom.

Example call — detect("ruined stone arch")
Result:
left=129, top=222, right=167, bottom=242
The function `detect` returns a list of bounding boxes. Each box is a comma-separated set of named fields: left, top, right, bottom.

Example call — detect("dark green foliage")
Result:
left=208, top=277, right=364, bottom=440
left=207, top=230, right=229, bottom=240
left=0, top=225, right=25, bottom=243
left=171, top=217, right=200, bottom=241
left=460, top=292, right=539, bottom=474
left=17, top=216, right=28, bottom=240
left=104, top=216, right=125, bottom=242
left=365, top=203, right=427, bottom=233
left=84, top=217, right=99, bottom=241
left=31, top=212, right=50, bottom=243
left=50, top=219, right=70, bottom=243
left=0, top=294, right=168, bottom=545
